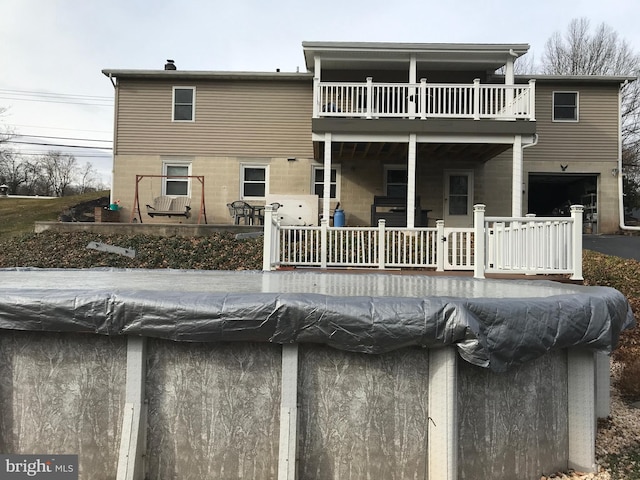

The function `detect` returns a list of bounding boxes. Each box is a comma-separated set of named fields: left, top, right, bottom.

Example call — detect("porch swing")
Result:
left=129, top=174, right=208, bottom=224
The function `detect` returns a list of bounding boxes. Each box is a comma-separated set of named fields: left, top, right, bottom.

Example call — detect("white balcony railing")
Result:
left=263, top=204, right=583, bottom=280
left=314, top=78, right=536, bottom=121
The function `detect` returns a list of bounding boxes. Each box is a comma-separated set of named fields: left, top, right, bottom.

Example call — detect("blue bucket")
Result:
left=334, top=209, right=345, bottom=227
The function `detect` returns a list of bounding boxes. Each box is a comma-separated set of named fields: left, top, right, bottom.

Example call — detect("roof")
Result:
left=302, top=41, right=530, bottom=72
left=526, top=74, right=637, bottom=84
left=102, top=69, right=313, bottom=81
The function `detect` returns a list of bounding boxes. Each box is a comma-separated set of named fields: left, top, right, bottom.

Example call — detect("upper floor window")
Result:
left=173, top=87, right=195, bottom=122
left=384, top=166, right=408, bottom=197
left=241, top=165, right=269, bottom=199
left=163, top=162, right=191, bottom=196
left=312, top=166, right=340, bottom=199
left=553, top=92, right=578, bottom=122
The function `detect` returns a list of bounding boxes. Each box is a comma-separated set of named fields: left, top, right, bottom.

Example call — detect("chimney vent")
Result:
left=165, top=59, right=176, bottom=70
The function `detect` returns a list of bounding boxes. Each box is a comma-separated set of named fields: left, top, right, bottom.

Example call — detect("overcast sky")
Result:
left=1, top=0, right=639, bottom=185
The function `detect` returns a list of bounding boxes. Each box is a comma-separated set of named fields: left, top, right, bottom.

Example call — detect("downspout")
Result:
left=108, top=73, right=118, bottom=204
left=521, top=133, right=539, bottom=213
left=617, top=80, right=640, bottom=231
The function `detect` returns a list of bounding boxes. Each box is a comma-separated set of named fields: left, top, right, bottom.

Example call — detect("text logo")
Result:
left=1, top=455, right=78, bottom=479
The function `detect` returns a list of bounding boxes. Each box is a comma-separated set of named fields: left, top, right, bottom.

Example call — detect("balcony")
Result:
left=313, top=78, right=536, bottom=121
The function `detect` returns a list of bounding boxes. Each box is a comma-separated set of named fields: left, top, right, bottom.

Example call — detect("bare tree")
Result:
left=77, top=162, right=98, bottom=194
left=0, top=150, right=28, bottom=193
left=39, top=151, right=78, bottom=197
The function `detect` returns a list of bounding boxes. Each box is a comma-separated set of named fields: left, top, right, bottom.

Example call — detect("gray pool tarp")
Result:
left=0, top=268, right=634, bottom=372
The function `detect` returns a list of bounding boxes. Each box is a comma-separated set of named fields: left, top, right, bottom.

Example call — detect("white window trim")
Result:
left=552, top=91, right=579, bottom=122
left=240, top=164, right=269, bottom=200
left=172, top=86, right=196, bottom=122
left=311, top=164, right=341, bottom=200
left=383, top=165, right=408, bottom=197
left=444, top=169, right=474, bottom=217
left=162, top=161, right=192, bottom=196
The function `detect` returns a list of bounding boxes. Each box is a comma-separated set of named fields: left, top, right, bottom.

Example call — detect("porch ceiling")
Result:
left=314, top=141, right=511, bottom=163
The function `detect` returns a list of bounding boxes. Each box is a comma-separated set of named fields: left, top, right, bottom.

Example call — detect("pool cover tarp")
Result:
left=0, top=269, right=634, bottom=372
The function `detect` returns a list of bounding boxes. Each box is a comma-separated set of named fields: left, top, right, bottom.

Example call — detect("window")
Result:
left=312, top=166, right=340, bottom=199
left=384, top=166, right=408, bottom=197
left=553, top=92, right=578, bottom=122
left=162, top=162, right=191, bottom=196
left=241, top=165, right=268, bottom=199
left=173, top=87, right=195, bottom=121
left=447, top=174, right=469, bottom=215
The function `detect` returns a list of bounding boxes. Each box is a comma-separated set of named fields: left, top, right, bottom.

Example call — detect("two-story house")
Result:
left=103, top=41, right=631, bottom=235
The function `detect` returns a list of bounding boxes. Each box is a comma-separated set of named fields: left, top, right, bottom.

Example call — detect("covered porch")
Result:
left=311, top=129, right=536, bottom=228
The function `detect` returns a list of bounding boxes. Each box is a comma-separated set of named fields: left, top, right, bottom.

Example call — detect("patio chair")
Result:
left=227, top=201, right=254, bottom=225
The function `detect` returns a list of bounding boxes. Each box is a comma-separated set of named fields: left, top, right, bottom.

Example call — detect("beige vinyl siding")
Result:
left=115, top=78, right=313, bottom=157
left=526, top=83, right=620, bottom=164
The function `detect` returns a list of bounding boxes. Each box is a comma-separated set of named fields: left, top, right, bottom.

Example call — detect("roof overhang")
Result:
left=302, top=41, right=530, bottom=72
left=101, top=69, right=313, bottom=82
left=523, top=74, right=637, bottom=85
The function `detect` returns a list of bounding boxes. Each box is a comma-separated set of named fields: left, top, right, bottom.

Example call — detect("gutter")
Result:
left=617, top=80, right=640, bottom=231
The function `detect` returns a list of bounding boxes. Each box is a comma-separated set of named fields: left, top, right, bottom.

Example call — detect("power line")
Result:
left=5, top=123, right=111, bottom=134
left=0, top=88, right=112, bottom=101
left=13, top=151, right=112, bottom=158
left=17, top=134, right=112, bottom=143
left=7, top=140, right=112, bottom=150
left=0, top=96, right=112, bottom=107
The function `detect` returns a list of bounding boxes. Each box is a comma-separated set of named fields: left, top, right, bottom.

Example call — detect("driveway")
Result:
left=583, top=234, right=640, bottom=261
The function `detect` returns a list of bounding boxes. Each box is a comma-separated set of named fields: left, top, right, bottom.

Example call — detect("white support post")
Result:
left=322, top=133, right=332, bottom=222
left=428, top=347, right=458, bottom=480
left=420, top=78, right=427, bottom=120
left=436, top=220, right=445, bottom=272
left=595, top=352, right=611, bottom=419
left=407, top=134, right=417, bottom=228
left=366, top=77, right=373, bottom=119
left=567, top=350, right=597, bottom=473
left=473, top=79, right=481, bottom=120
left=117, top=337, right=147, bottom=480
left=512, top=135, right=523, bottom=217
left=278, top=344, right=299, bottom=480
left=570, top=205, right=584, bottom=281
left=320, top=218, right=328, bottom=269
left=528, top=79, right=536, bottom=121
left=378, top=219, right=386, bottom=269
left=408, top=55, right=417, bottom=119
left=473, top=204, right=486, bottom=279
left=262, top=204, right=275, bottom=271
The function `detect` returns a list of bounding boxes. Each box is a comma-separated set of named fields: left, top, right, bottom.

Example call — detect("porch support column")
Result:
left=313, top=57, right=322, bottom=119
left=505, top=55, right=515, bottom=86
left=407, top=134, right=417, bottom=228
left=409, top=55, right=417, bottom=118
left=512, top=135, right=523, bottom=216
left=323, top=133, right=332, bottom=221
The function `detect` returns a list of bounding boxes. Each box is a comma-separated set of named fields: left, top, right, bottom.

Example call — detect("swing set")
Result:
left=130, top=174, right=208, bottom=224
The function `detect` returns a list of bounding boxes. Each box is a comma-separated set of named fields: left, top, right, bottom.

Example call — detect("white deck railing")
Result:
left=314, top=78, right=536, bottom=121
left=262, top=204, right=583, bottom=280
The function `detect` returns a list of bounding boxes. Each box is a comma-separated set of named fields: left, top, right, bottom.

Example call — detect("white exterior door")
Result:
left=444, top=171, right=474, bottom=227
